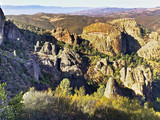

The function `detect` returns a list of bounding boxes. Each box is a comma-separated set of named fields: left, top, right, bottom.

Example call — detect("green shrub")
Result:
left=0, top=83, right=23, bottom=120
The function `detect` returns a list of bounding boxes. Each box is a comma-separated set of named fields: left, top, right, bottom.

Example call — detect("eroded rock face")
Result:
left=104, top=77, right=122, bottom=98
left=82, top=23, right=124, bottom=56
left=110, top=18, right=146, bottom=47
left=92, top=58, right=152, bottom=100
left=59, top=48, right=83, bottom=77
left=36, top=41, right=85, bottom=88
left=40, top=42, right=57, bottom=56
left=24, top=59, right=41, bottom=83
left=52, top=27, right=73, bottom=44
left=0, top=50, right=32, bottom=96
left=137, top=40, right=160, bottom=60
left=4, top=21, right=23, bottom=42
left=120, top=65, right=152, bottom=99
left=149, top=32, right=160, bottom=41
left=0, top=8, right=5, bottom=45
left=82, top=19, right=147, bottom=56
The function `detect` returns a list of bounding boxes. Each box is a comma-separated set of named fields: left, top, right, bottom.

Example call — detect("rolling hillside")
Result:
left=6, top=13, right=110, bottom=34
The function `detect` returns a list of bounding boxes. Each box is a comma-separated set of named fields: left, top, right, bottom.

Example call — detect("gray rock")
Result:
left=120, top=65, right=152, bottom=99
left=104, top=77, right=122, bottom=98
left=40, top=42, right=57, bottom=55
left=106, top=66, right=114, bottom=77
left=95, top=61, right=103, bottom=70
left=4, top=21, right=23, bottom=42
left=59, top=48, right=82, bottom=77
left=137, top=40, right=160, bottom=60
left=0, top=8, right=5, bottom=45
left=24, top=59, right=41, bottom=83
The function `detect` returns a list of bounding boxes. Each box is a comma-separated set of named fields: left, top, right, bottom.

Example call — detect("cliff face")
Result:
left=88, top=58, right=152, bottom=100
left=0, top=8, right=23, bottom=45
left=81, top=23, right=124, bottom=56
left=120, top=65, right=152, bottom=100
left=35, top=40, right=86, bottom=88
left=4, top=21, right=23, bottom=42
left=81, top=19, right=146, bottom=56
left=137, top=40, right=160, bottom=60
left=0, top=8, right=5, bottom=45
left=110, top=18, right=146, bottom=47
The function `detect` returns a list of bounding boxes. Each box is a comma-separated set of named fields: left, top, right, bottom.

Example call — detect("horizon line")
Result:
left=1, top=5, right=160, bottom=9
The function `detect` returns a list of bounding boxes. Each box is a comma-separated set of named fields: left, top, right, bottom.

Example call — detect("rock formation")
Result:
left=91, top=58, right=152, bottom=100
left=0, top=8, right=23, bottom=45
left=82, top=23, right=124, bottom=56
left=39, top=42, right=57, bottom=55
left=81, top=19, right=146, bottom=56
left=110, top=18, right=146, bottom=46
left=36, top=41, right=85, bottom=87
left=149, top=32, right=160, bottom=41
left=120, top=65, right=152, bottom=99
left=0, top=8, right=5, bottom=45
left=104, top=77, right=122, bottom=98
left=4, top=21, right=23, bottom=42
left=137, top=40, right=160, bottom=60
left=52, top=27, right=73, bottom=44
left=24, top=59, right=41, bottom=83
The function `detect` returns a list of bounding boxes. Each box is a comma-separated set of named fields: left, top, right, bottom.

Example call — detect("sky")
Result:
left=0, top=0, right=160, bottom=8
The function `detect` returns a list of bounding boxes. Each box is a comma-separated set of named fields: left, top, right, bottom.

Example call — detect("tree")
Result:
left=60, top=78, right=72, bottom=95
left=97, top=85, right=105, bottom=98
left=0, top=83, right=23, bottom=120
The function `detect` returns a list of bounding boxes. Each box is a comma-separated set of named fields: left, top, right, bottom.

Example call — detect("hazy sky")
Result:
left=1, top=0, right=160, bottom=8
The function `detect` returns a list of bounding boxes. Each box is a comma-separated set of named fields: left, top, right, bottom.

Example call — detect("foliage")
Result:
left=21, top=79, right=160, bottom=120
left=95, top=85, right=105, bottom=98
left=57, top=78, right=72, bottom=95
left=0, top=83, right=23, bottom=120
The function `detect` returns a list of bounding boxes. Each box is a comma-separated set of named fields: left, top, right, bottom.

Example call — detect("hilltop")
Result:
left=6, top=6, right=160, bottom=34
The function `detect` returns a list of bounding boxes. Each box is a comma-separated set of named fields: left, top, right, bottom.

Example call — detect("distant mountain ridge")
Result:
left=2, top=5, right=92, bottom=15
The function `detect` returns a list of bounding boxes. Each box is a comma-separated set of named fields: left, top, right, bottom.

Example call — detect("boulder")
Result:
left=104, top=77, right=122, bottom=98
left=59, top=48, right=82, bottom=77
left=106, top=66, right=114, bottom=77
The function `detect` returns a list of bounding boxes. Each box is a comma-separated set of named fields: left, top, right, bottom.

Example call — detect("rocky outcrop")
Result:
left=59, top=48, right=82, bottom=77
left=137, top=40, right=160, bottom=60
left=90, top=58, right=152, bottom=100
left=0, top=8, right=5, bottom=45
left=52, top=27, right=73, bottom=44
left=104, top=77, right=122, bottom=98
left=81, top=19, right=146, bottom=56
left=4, top=21, right=23, bottom=42
left=149, top=32, right=160, bottom=41
left=110, top=18, right=146, bottom=46
left=24, top=59, right=41, bottom=83
left=120, top=65, right=152, bottom=99
left=36, top=41, right=85, bottom=87
left=0, top=49, right=32, bottom=96
left=82, top=23, right=124, bottom=56
left=40, top=42, right=57, bottom=56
